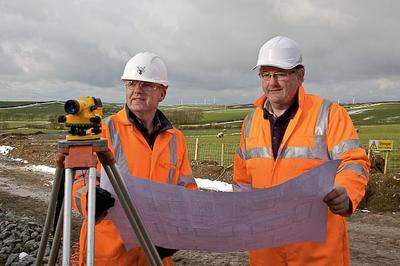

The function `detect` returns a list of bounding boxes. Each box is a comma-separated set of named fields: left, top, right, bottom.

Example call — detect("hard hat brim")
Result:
left=252, top=61, right=301, bottom=71
left=121, top=76, right=168, bottom=87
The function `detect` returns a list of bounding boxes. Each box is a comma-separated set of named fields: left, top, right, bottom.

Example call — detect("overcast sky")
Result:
left=1, top=0, right=399, bottom=104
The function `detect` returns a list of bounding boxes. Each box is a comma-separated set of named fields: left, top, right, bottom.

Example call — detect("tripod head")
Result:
left=58, top=96, right=103, bottom=140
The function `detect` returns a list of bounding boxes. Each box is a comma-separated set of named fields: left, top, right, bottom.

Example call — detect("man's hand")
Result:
left=323, top=185, right=352, bottom=216
left=87, top=187, right=115, bottom=221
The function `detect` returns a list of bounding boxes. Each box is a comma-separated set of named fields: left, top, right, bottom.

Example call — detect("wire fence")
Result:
left=187, top=138, right=400, bottom=173
left=365, top=144, right=400, bottom=174
left=187, top=140, right=237, bottom=167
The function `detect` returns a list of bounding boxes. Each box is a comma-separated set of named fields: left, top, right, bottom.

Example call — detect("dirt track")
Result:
left=1, top=133, right=400, bottom=265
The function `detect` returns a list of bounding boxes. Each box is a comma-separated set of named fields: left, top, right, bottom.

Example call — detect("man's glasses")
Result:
left=258, top=70, right=297, bottom=82
left=124, top=80, right=159, bottom=91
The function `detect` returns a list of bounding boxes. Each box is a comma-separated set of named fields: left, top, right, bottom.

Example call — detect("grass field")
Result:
left=358, top=124, right=400, bottom=145
left=199, top=108, right=252, bottom=123
left=346, top=103, right=400, bottom=125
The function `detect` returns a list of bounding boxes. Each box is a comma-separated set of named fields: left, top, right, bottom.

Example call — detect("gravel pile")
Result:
left=0, top=208, right=53, bottom=266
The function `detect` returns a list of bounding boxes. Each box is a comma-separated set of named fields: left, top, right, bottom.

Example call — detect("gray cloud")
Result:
left=0, top=0, right=399, bottom=104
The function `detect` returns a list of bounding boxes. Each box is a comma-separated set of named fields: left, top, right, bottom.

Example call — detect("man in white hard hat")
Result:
left=233, top=36, right=369, bottom=265
left=72, top=52, right=197, bottom=265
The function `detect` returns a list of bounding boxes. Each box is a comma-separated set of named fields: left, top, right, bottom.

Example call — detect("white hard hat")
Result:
left=253, top=36, right=303, bottom=70
left=121, top=52, right=168, bottom=86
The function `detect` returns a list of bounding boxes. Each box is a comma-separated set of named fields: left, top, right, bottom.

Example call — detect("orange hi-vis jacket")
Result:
left=72, top=108, right=197, bottom=266
left=233, top=86, right=369, bottom=266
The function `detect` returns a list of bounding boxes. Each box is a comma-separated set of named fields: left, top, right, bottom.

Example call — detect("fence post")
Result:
left=220, top=143, right=224, bottom=166
left=194, top=138, right=199, bottom=161
left=384, top=151, right=389, bottom=174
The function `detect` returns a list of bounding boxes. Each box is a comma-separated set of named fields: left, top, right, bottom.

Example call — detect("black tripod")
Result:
left=35, top=139, right=162, bottom=266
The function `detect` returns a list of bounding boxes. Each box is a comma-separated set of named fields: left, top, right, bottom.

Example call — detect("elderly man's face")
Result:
left=125, top=80, right=166, bottom=116
left=259, top=66, right=304, bottom=109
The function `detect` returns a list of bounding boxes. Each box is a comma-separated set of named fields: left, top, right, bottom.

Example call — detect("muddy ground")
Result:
left=0, top=133, right=399, bottom=265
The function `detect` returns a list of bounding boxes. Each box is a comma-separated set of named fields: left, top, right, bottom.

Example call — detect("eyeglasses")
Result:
left=258, top=70, right=297, bottom=82
left=124, top=80, right=159, bottom=91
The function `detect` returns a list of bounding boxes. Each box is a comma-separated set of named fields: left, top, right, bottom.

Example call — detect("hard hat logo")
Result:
left=137, top=66, right=146, bottom=75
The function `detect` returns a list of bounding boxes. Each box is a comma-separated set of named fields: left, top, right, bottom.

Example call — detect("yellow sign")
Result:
left=368, top=140, right=394, bottom=151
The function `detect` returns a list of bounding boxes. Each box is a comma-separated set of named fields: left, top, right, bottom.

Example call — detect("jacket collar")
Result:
left=115, top=106, right=173, bottom=132
left=122, top=105, right=173, bottom=132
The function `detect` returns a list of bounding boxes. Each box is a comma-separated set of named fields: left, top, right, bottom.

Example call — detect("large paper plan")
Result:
left=101, top=160, right=339, bottom=252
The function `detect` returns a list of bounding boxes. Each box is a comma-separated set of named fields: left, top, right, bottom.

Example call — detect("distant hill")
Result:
left=0, top=101, right=58, bottom=108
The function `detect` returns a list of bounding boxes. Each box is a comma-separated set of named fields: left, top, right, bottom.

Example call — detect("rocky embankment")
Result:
left=0, top=209, right=48, bottom=266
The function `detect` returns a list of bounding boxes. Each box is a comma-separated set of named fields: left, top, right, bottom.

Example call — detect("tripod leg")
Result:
left=86, top=167, right=97, bottom=265
left=48, top=203, right=64, bottom=266
left=102, top=164, right=163, bottom=266
left=35, top=167, right=64, bottom=266
left=63, top=169, right=74, bottom=266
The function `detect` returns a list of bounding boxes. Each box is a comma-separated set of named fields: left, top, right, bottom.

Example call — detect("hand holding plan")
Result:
left=323, top=185, right=351, bottom=216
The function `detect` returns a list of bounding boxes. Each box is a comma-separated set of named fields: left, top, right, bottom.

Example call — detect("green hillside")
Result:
left=345, top=102, right=400, bottom=125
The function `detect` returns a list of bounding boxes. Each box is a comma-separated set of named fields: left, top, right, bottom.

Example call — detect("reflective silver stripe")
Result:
left=73, top=177, right=86, bottom=185
left=311, top=99, right=332, bottom=160
left=315, top=99, right=332, bottom=136
left=75, top=185, right=88, bottom=215
left=177, top=175, right=196, bottom=186
left=232, top=181, right=253, bottom=192
left=279, top=146, right=328, bottom=160
left=103, top=116, right=115, bottom=145
left=337, top=163, right=367, bottom=177
left=244, top=110, right=255, bottom=140
left=238, top=109, right=272, bottom=160
left=168, top=134, right=177, bottom=184
left=312, top=135, right=330, bottom=160
left=169, top=134, right=177, bottom=165
left=236, top=146, right=272, bottom=160
left=235, top=146, right=246, bottom=159
left=329, top=139, right=361, bottom=160
left=103, top=116, right=131, bottom=177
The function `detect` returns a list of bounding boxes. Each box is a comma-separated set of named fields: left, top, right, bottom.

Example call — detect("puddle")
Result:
left=0, top=175, right=50, bottom=202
